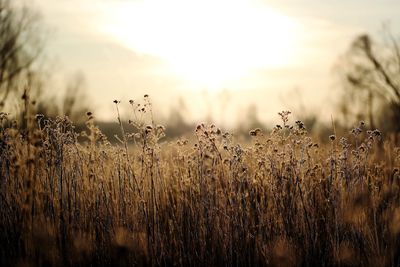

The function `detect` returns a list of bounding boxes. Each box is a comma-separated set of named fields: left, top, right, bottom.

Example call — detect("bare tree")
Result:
left=0, top=1, right=90, bottom=121
left=338, top=28, right=400, bottom=131
left=0, top=0, right=43, bottom=105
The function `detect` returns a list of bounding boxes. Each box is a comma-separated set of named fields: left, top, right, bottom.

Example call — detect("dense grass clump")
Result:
left=1, top=98, right=400, bottom=267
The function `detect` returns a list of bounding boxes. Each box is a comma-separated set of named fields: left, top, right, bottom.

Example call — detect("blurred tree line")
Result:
left=0, top=0, right=88, bottom=122
left=1, top=0, right=400, bottom=138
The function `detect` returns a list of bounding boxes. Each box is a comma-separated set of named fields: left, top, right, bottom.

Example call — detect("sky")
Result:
left=32, top=0, right=400, bottom=127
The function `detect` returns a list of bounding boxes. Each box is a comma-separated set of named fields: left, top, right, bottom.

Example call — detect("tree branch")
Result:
left=359, top=35, right=400, bottom=101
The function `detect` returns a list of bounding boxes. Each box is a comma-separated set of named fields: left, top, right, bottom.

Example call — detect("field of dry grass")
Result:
left=1, top=97, right=400, bottom=267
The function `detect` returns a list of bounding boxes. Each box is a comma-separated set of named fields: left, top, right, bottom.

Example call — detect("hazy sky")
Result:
left=33, top=0, right=400, bottom=126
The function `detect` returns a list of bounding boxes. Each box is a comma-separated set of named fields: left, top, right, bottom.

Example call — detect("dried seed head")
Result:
left=373, top=129, right=381, bottom=137
left=351, top=127, right=362, bottom=136
left=296, top=120, right=305, bottom=129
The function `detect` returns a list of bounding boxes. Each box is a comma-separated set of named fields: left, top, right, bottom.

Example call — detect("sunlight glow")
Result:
left=100, top=0, right=299, bottom=90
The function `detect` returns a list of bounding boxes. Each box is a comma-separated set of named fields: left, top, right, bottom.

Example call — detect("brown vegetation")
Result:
left=0, top=96, right=400, bottom=267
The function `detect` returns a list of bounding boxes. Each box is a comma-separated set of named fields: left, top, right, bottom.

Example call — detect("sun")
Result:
left=100, top=0, right=299, bottom=90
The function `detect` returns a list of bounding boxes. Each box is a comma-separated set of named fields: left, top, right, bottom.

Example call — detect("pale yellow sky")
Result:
left=33, top=0, right=400, bottom=127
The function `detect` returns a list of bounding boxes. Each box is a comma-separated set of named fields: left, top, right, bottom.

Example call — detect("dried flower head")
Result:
left=351, top=127, right=362, bottom=136
left=373, top=129, right=381, bottom=137
left=35, top=114, right=44, bottom=120
left=296, top=120, right=305, bottom=130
